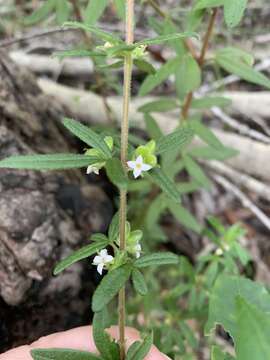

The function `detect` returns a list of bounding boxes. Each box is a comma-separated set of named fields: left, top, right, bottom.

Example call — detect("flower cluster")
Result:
left=127, top=140, right=157, bottom=178
left=85, top=136, right=113, bottom=175
left=92, top=222, right=143, bottom=275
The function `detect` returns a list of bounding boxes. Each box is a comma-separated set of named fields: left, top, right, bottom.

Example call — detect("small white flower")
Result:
left=127, top=155, right=152, bottom=178
left=86, top=165, right=100, bottom=175
left=134, top=242, right=142, bottom=258
left=93, top=249, right=114, bottom=275
left=215, top=248, right=223, bottom=256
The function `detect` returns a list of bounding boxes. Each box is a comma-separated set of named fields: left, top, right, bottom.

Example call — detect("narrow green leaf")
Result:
left=93, top=310, right=119, bottom=360
left=138, top=98, right=179, bottom=113
left=31, top=348, right=101, bottom=360
left=216, top=49, right=270, bottom=89
left=126, top=333, right=153, bottom=360
left=114, top=0, right=125, bottom=19
left=176, top=54, right=201, bottom=98
left=63, top=21, right=121, bottom=43
left=190, top=118, right=223, bottom=149
left=84, top=0, right=108, bottom=25
left=92, top=264, right=132, bottom=312
left=108, top=212, right=120, bottom=242
left=156, top=126, right=194, bottom=155
left=139, top=57, right=181, bottom=96
left=134, top=59, right=156, bottom=74
left=135, top=32, right=198, bottom=46
left=188, top=145, right=238, bottom=160
left=191, top=96, right=231, bottom=109
left=91, top=233, right=108, bottom=242
left=148, top=168, right=181, bottom=202
left=54, top=49, right=105, bottom=59
left=132, top=268, right=148, bottom=296
left=24, top=0, right=55, bottom=25
left=53, top=240, right=109, bottom=275
left=62, top=118, right=112, bottom=158
left=168, top=201, right=202, bottom=233
left=0, top=154, right=100, bottom=170
left=135, top=252, right=179, bottom=268
left=144, top=114, right=163, bottom=141
left=105, top=158, right=128, bottom=190
left=224, top=0, right=248, bottom=28
left=183, top=154, right=211, bottom=188
left=56, top=0, right=70, bottom=25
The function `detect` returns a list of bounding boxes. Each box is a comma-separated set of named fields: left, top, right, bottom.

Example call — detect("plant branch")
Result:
left=181, top=8, right=218, bottom=119
left=119, top=1, right=134, bottom=359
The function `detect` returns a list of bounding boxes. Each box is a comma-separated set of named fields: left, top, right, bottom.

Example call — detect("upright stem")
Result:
left=119, top=1, right=134, bottom=359
left=181, top=8, right=218, bottom=119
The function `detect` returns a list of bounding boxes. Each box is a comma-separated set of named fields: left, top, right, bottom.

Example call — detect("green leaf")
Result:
left=93, top=310, right=119, bottom=360
left=224, top=0, right=248, bottom=28
left=134, top=59, right=156, bottom=74
left=131, top=268, right=148, bottom=296
left=175, top=54, right=201, bottom=98
left=92, top=264, right=132, bottom=312
left=235, top=297, right=270, bottom=360
left=138, top=98, right=179, bottom=113
left=56, top=0, right=70, bottom=25
left=105, top=158, right=127, bottom=190
left=91, top=233, right=108, bottom=242
left=63, top=21, right=121, bottom=43
left=168, top=201, right=202, bottom=233
left=54, top=49, right=105, bottom=59
left=190, top=118, right=223, bottom=149
left=31, top=348, right=101, bottom=360
left=114, top=0, right=125, bottom=19
left=135, top=32, right=198, bottom=46
left=194, top=0, right=224, bottom=10
left=217, top=47, right=254, bottom=66
left=191, top=96, right=231, bottom=109
left=0, top=154, right=101, bottom=170
left=126, top=333, right=153, bottom=360
left=216, top=48, right=270, bottom=89
left=108, top=212, right=120, bottom=242
left=62, top=118, right=112, bottom=158
left=205, top=274, right=270, bottom=338
left=84, top=0, right=108, bottom=25
left=24, top=0, right=55, bottom=25
left=188, top=145, right=238, bottom=160
left=135, top=252, right=179, bottom=268
left=144, top=114, right=163, bottom=141
left=53, top=240, right=109, bottom=275
left=148, top=168, right=180, bottom=203
left=156, top=126, right=194, bottom=155
left=146, top=193, right=167, bottom=230
left=183, top=154, right=211, bottom=188
left=139, top=57, right=181, bottom=96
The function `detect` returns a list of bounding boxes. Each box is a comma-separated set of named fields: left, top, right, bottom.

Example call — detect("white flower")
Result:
left=127, top=155, right=152, bottom=178
left=215, top=248, right=223, bottom=256
left=86, top=165, right=100, bottom=175
left=134, top=242, right=142, bottom=258
left=93, top=249, right=114, bottom=275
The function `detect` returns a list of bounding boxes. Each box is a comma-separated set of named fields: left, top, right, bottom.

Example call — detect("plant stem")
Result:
left=181, top=8, right=218, bottom=119
left=119, top=1, right=134, bottom=359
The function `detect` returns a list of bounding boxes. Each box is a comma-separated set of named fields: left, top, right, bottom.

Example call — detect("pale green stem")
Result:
left=119, top=1, right=134, bottom=359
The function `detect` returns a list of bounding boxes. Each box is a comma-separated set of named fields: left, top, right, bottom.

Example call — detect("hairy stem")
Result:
left=181, top=8, right=218, bottom=119
left=119, top=1, right=134, bottom=359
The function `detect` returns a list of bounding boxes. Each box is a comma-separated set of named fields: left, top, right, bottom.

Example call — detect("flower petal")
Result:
left=141, top=163, right=152, bottom=171
left=99, top=249, right=108, bottom=257
left=97, top=263, right=104, bottom=275
left=93, top=255, right=102, bottom=265
left=133, top=168, right=142, bottom=178
left=127, top=161, right=136, bottom=170
left=105, top=255, right=114, bottom=263
left=136, top=155, right=143, bottom=164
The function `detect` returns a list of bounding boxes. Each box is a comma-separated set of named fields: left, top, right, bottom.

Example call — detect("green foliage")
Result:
left=53, top=240, right=109, bottom=275
left=175, top=54, right=201, bottom=98
left=92, top=264, right=132, bottom=312
left=84, top=0, right=108, bottom=25
left=148, top=168, right=181, bottom=202
left=0, top=154, right=101, bottom=170
left=132, top=268, right=148, bottom=296
left=155, top=126, right=194, bottom=155
left=31, top=349, right=101, bottom=360
left=126, top=333, right=153, bottom=360
left=105, top=158, right=128, bottom=189
left=135, top=252, right=179, bottom=268
left=93, top=310, right=120, bottom=360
